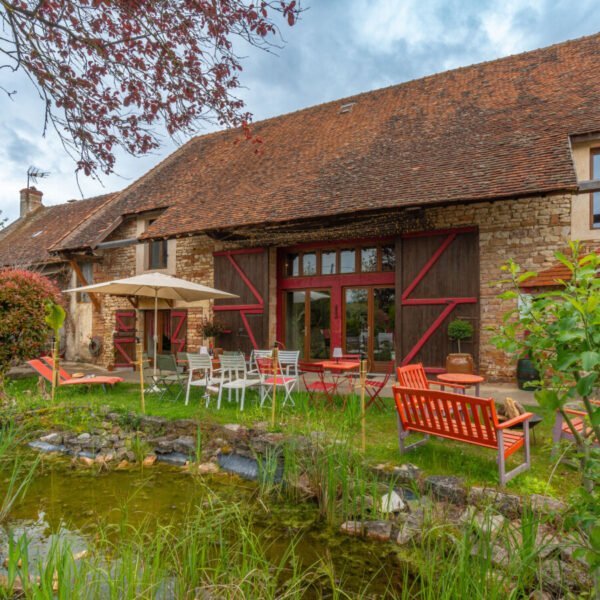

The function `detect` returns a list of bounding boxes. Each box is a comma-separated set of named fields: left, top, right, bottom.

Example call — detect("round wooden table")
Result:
left=437, top=373, right=484, bottom=396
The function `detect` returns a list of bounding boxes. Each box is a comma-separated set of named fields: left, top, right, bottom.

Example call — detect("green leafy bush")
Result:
left=0, top=269, right=62, bottom=387
left=492, top=242, right=600, bottom=591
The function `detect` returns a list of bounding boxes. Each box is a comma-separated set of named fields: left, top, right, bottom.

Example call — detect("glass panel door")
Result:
left=285, top=291, right=306, bottom=357
left=284, top=289, right=331, bottom=359
left=373, top=288, right=395, bottom=363
left=344, top=287, right=395, bottom=368
left=344, top=288, right=369, bottom=357
left=309, top=290, right=331, bottom=359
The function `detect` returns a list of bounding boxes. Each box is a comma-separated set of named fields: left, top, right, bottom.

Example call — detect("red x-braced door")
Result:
left=213, top=248, right=269, bottom=354
left=170, top=310, right=188, bottom=353
left=114, top=309, right=136, bottom=369
left=397, top=228, right=479, bottom=372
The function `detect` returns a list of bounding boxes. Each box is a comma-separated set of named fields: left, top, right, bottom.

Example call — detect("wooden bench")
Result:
left=552, top=402, right=600, bottom=454
left=392, top=385, right=534, bottom=485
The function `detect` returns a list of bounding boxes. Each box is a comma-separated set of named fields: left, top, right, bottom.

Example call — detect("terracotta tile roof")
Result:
left=55, top=32, right=600, bottom=249
left=520, top=244, right=600, bottom=287
left=520, top=264, right=572, bottom=288
left=0, top=193, right=116, bottom=267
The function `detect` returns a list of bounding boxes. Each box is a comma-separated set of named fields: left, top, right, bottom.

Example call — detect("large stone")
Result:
left=395, top=508, right=425, bottom=545
left=76, top=433, right=91, bottom=442
left=364, top=521, right=393, bottom=542
left=393, top=463, right=422, bottom=484
left=529, top=494, right=566, bottom=517
left=173, top=436, right=196, bottom=454
left=143, top=454, right=157, bottom=467
left=468, top=486, right=522, bottom=519
left=460, top=507, right=506, bottom=538
left=340, top=521, right=364, bottom=536
left=223, top=424, right=244, bottom=433
left=380, top=490, right=406, bottom=514
left=470, top=542, right=510, bottom=569
left=425, top=475, right=467, bottom=504
left=539, top=558, right=592, bottom=594
left=197, top=462, right=219, bottom=474
left=40, top=432, right=63, bottom=445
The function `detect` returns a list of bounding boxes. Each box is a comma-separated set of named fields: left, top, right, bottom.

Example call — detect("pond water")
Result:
left=1, top=453, right=404, bottom=597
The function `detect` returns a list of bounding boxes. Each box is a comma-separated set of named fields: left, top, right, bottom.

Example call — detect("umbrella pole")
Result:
left=136, top=341, right=145, bottom=414
left=153, top=290, right=158, bottom=378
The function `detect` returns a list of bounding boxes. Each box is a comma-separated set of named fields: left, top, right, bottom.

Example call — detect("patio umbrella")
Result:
left=65, top=272, right=237, bottom=378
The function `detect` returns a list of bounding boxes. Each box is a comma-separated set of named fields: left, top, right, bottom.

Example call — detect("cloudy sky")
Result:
left=1, top=0, right=599, bottom=222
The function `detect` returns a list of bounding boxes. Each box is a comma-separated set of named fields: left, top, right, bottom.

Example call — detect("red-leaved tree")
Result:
left=0, top=1, right=301, bottom=176
left=0, top=269, right=62, bottom=389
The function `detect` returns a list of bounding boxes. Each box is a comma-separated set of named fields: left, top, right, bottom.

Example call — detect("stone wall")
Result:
left=426, top=194, right=571, bottom=380
left=87, top=194, right=572, bottom=380
left=92, top=219, right=138, bottom=367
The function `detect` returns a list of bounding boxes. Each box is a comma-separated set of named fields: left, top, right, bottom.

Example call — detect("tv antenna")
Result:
left=27, top=166, right=50, bottom=188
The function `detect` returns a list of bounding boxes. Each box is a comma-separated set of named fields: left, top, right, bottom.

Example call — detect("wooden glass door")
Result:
left=284, top=289, right=331, bottom=359
left=144, top=310, right=172, bottom=360
left=343, top=286, right=395, bottom=369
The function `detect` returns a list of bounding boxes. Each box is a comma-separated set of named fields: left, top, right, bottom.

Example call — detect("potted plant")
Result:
left=446, top=318, right=474, bottom=374
left=197, top=317, right=230, bottom=352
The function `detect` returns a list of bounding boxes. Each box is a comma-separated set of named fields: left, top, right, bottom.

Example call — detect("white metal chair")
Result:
left=208, top=353, right=259, bottom=411
left=278, top=350, right=300, bottom=389
left=248, top=349, right=272, bottom=375
left=185, top=353, right=215, bottom=406
left=256, top=357, right=296, bottom=408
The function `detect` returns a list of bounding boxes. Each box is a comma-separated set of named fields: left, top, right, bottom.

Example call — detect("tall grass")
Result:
left=2, top=492, right=390, bottom=599
left=0, top=422, right=39, bottom=523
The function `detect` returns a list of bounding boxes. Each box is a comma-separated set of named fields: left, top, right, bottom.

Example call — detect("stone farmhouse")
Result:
left=2, top=33, right=600, bottom=380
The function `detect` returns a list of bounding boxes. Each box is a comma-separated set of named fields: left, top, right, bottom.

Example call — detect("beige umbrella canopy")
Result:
left=66, top=272, right=237, bottom=377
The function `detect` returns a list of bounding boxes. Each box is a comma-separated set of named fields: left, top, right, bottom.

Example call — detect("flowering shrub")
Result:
left=0, top=269, right=62, bottom=385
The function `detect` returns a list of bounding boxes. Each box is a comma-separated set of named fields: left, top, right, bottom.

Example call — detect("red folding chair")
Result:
left=364, top=360, right=395, bottom=410
left=298, top=360, right=336, bottom=407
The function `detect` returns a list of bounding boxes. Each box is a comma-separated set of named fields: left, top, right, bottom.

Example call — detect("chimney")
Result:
left=19, top=187, right=43, bottom=217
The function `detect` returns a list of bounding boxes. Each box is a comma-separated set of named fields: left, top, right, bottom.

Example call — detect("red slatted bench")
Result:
left=552, top=403, right=599, bottom=453
left=393, top=385, right=533, bottom=485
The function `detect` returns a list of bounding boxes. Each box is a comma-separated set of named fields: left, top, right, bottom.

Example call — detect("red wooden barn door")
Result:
left=170, top=310, right=188, bottom=353
left=213, top=248, right=269, bottom=354
left=396, top=229, right=479, bottom=372
left=114, top=309, right=136, bottom=369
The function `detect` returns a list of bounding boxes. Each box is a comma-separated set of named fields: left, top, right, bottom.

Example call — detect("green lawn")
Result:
left=5, top=376, right=581, bottom=500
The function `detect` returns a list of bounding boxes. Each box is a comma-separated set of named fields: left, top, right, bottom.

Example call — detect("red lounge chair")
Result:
left=27, top=359, right=123, bottom=390
left=393, top=385, right=533, bottom=485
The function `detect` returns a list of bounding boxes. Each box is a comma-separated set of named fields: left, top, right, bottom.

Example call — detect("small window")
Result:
left=361, top=247, right=377, bottom=272
left=321, top=251, right=337, bottom=275
left=147, top=219, right=168, bottom=270
left=592, top=149, right=600, bottom=229
left=381, top=245, right=396, bottom=271
left=77, top=262, right=94, bottom=303
left=340, top=249, right=356, bottom=274
left=286, top=253, right=299, bottom=277
left=302, top=252, right=317, bottom=276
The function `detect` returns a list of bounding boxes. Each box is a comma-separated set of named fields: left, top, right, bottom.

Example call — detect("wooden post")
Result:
left=271, top=346, right=279, bottom=428
left=51, top=338, right=60, bottom=403
left=136, top=342, right=145, bottom=414
left=359, top=359, right=367, bottom=453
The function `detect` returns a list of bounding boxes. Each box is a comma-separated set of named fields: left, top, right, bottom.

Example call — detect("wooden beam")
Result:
left=126, top=296, right=139, bottom=309
left=571, top=131, right=600, bottom=144
left=578, top=180, right=600, bottom=193
left=69, top=260, right=101, bottom=312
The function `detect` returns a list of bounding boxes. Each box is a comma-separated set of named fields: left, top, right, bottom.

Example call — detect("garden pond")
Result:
left=0, top=451, right=404, bottom=598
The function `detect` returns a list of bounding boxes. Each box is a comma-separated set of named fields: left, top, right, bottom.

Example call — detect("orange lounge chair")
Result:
left=28, top=359, right=124, bottom=390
